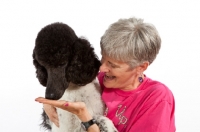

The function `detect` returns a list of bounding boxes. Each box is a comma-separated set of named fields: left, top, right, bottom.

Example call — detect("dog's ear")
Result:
left=33, top=50, right=47, bottom=86
left=66, top=38, right=101, bottom=85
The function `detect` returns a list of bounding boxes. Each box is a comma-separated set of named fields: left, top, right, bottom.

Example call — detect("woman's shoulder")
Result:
left=144, top=76, right=170, bottom=91
left=143, top=77, right=174, bottom=103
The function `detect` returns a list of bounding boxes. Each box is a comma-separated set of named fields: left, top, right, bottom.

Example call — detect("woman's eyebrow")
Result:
left=108, top=61, right=120, bottom=68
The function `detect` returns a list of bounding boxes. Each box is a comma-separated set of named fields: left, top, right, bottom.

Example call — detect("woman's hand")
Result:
left=35, top=97, right=90, bottom=121
left=35, top=97, right=100, bottom=132
left=43, top=104, right=59, bottom=127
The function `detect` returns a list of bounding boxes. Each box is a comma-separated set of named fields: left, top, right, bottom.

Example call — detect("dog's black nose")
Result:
left=45, top=88, right=67, bottom=100
left=45, top=93, right=55, bottom=100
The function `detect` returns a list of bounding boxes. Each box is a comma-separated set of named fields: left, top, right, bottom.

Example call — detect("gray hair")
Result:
left=100, top=17, right=161, bottom=68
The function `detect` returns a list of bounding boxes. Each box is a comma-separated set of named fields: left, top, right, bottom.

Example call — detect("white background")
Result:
left=0, top=0, right=200, bottom=132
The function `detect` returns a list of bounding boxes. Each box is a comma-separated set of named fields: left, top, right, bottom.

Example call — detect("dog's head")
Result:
left=33, top=22, right=100, bottom=100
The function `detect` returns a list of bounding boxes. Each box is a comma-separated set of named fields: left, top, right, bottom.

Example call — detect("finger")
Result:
left=53, top=112, right=59, bottom=121
left=55, top=121, right=59, bottom=127
left=35, top=97, right=68, bottom=108
left=50, top=117, right=59, bottom=127
left=35, top=97, right=47, bottom=103
left=35, top=97, right=61, bottom=105
left=53, top=117, right=59, bottom=127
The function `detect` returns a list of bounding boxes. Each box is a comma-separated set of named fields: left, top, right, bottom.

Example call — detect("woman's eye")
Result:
left=111, top=64, right=116, bottom=68
left=108, top=62, right=116, bottom=68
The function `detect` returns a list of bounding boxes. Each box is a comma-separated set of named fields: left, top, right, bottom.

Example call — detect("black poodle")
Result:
left=33, top=22, right=117, bottom=132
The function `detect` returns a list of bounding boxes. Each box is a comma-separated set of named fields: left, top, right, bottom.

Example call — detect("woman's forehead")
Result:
left=102, top=55, right=127, bottom=65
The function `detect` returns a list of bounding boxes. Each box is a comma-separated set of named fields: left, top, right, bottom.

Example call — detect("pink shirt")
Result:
left=98, top=72, right=175, bottom=132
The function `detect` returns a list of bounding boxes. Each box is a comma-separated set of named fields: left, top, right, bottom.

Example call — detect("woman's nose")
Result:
left=100, top=62, right=109, bottom=72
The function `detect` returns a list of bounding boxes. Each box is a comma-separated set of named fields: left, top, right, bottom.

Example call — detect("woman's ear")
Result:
left=136, top=61, right=149, bottom=73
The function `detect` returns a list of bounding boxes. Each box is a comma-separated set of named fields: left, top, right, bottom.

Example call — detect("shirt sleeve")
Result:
left=128, top=100, right=175, bottom=132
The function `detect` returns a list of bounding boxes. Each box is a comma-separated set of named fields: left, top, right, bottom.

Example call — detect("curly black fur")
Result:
left=33, top=22, right=101, bottom=130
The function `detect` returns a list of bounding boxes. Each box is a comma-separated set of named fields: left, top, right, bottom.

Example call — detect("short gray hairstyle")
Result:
left=100, top=17, right=161, bottom=68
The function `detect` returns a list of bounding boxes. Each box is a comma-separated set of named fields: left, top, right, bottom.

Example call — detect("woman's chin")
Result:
left=103, top=81, right=114, bottom=88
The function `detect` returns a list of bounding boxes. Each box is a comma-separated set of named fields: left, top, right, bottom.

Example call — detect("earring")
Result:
left=138, top=75, right=143, bottom=83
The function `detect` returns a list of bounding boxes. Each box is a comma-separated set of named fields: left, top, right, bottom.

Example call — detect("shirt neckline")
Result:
left=105, top=75, right=149, bottom=97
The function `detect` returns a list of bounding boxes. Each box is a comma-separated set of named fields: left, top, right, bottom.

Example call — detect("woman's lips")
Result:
left=104, top=74, right=116, bottom=81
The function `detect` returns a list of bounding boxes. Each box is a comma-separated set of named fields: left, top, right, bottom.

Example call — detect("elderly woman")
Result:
left=36, top=17, right=175, bottom=132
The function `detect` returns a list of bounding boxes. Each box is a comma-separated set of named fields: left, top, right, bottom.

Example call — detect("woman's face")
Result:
left=100, top=55, right=140, bottom=91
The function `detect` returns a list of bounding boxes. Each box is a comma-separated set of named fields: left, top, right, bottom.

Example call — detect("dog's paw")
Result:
left=93, top=115, right=118, bottom=132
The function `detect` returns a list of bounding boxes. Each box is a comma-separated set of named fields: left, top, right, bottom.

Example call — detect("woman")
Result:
left=35, top=17, right=175, bottom=132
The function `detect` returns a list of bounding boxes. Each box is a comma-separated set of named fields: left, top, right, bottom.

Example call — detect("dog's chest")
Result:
left=51, top=80, right=105, bottom=132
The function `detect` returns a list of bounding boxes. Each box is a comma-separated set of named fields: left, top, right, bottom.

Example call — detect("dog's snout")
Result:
left=45, top=67, right=69, bottom=100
